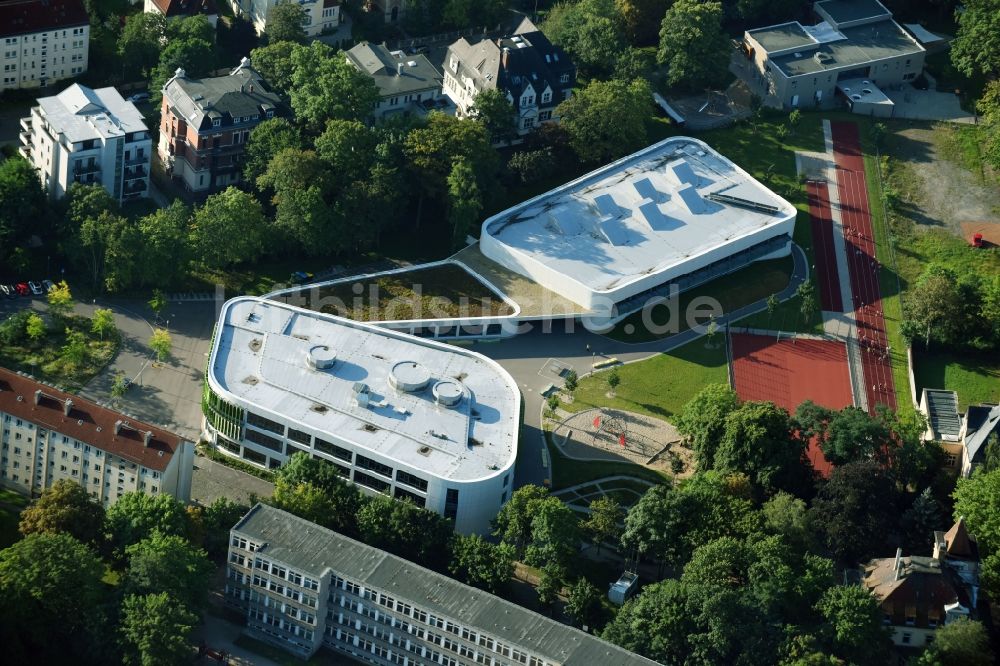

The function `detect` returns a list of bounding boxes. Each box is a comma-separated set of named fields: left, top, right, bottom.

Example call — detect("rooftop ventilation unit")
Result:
left=432, top=380, right=465, bottom=407
left=389, top=361, right=431, bottom=392
left=305, top=345, right=336, bottom=370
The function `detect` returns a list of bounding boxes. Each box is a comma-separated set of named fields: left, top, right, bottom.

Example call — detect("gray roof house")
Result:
left=442, top=17, right=575, bottom=138
left=962, top=403, right=1000, bottom=477
left=345, top=42, right=446, bottom=120
left=739, top=0, right=927, bottom=112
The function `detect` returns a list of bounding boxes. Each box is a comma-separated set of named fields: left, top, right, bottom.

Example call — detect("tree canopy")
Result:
left=289, top=41, right=381, bottom=133
left=123, top=532, right=213, bottom=610
left=658, top=0, right=731, bottom=89
left=18, top=478, right=105, bottom=546
left=104, top=492, right=190, bottom=560
left=556, top=77, right=651, bottom=164
left=120, top=592, right=199, bottom=666
left=676, top=383, right=741, bottom=471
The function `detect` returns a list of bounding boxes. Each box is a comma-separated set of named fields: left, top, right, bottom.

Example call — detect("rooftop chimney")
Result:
left=114, top=419, right=123, bottom=435
left=63, top=398, right=73, bottom=416
left=34, top=389, right=41, bottom=405
left=397, top=62, right=403, bottom=76
left=143, top=431, right=152, bottom=447
left=932, top=531, right=948, bottom=563
left=501, top=47, right=510, bottom=70
left=893, top=548, right=903, bottom=581
left=175, top=67, right=186, bottom=79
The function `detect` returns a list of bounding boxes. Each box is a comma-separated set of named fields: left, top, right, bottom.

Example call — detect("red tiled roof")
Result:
left=150, top=0, right=218, bottom=16
left=0, top=0, right=89, bottom=38
left=0, top=367, right=184, bottom=472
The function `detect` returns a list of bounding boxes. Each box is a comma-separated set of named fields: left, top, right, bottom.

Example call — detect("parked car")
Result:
left=126, top=91, right=150, bottom=103
left=0, top=284, right=11, bottom=299
left=42, top=279, right=55, bottom=292
left=3, top=284, right=17, bottom=298
left=28, top=281, right=44, bottom=295
left=15, top=282, right=29, bottom=296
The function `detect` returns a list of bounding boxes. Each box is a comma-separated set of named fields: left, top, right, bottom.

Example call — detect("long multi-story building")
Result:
left=0, top=0, right=89, bottom=95
left=227, top=504, right=659, bottom=665
left=0, top=367, right=194, bottom=504
left=159, top=58, right=281, bottom=195
left=203, top=296, right=520, bottom=535
left=19, top=83, right=152, bottom=203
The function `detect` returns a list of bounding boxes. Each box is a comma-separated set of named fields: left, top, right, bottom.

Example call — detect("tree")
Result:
left=582, top=495, right=623, bottom=553
left=916, top=617, right=993, bottom=666
left=536, top=562, right=565, bottom=609
left=797, top=279, right=818, bottom=325
left=507, top=148, right=557, bottom=183
left=91, top=308, right=116, bottom=340
left=677, top=384, right=741, bottom=470
left=18, top=479, right=105, bottom=545
left=557, top=78, right=651, bottom=164
left=189, top=187, right=268, bottom=268
left=762, top=491, right=814, bottom=553
left=120, top=592, right=199, bottom=666
left=356, top=495, right=454, bottom=570
left=117, top=11, right=167, bottom=79
left=900, top=487, right=944, bottom=552
left=494, top=484, right=550, bottom=554
left=953, top=468, right=1000, bottom=550
left=138, top=202, right=192, bottom=288
left=446, top=157, right=483, bottom=250
left=564, top=369, right=578, bottom=392
left=0, top=532, right=108, bottom=663
left=715, top=401, right=806, bottom=495
left=565, top=578, right=604, bottom=629
left=616, top=0, right=672, bottom=45
left=124, top=532, right=213, bottom=610
left=201, top=497, right=249, bottom=560
left=111, top=372, right=130, bottom=399
left=259, top=148, right=339, bottom=253
left=658, top=0, right=730, bottom=89
left=614, top=46, right=656, bottom=80
left=448, top=534, right=515, bottom=593
left=902, top=265, right=967, bottom=349
left=704, top=316, right=719, bottom=348
left=470, top=89, right=517, bottom=144
left=314, top=119, right=376, bottom=183
left=149, top=328, right=172, bottom=363
left=808, top=461, right=898, bottom=562
left=267, top=2, right=307, bottom=44
left=0, top=155, right=49, bottom=263
left=104, top=492, right=190, bottom=560
left=601, top=579, right=695, bottom=664
left=275, top=452, right=351, bottom=493
left=525, top=497, right=582, bottom=569
left=61, top=328, right=88, bottom=366
left=289, top=41, right=380, bottom=133
left=544, top=0, right=625, bottom=77
left=951, top=0, right=1000, bottom=78
left=816, top=406, right=890, bottom=466
left=249, top=40, right=298, bottom=95
left=272, top=476, right=362, bottom=537
left=767, top=293, right=779, bottom=322
left=25, top=313, right=46, bottom=342
left=47, top=280, right=74, bottom=320
left=148, top=289, right=167, bottom=320
left=815, top=585, right=890, bottom=665
left=150, top=36, right=214, bottom=97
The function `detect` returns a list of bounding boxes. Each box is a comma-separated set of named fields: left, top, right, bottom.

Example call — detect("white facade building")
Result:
left=203, top=297, right=520, bottom=535
left=0, top=367, right=194, bottom=505
left=20, top=83, right=152, bottom=203
left=480, top=136, right=797, bottom=313
left=144, top=0, right=220, bottom=28
left=228, top=0, right=341, bottom=37
left=0, top=0, right=90, bottom=95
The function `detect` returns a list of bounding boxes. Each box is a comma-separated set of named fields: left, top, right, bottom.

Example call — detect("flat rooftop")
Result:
left=816, top=0, right=889, bottom=25
left=772, top=19, right=922, bottom=76
left=481, top=137, right=795, bottom=296
left=38, top=84, right=147, bottom=142
left=747, top=22, right=815, bottom=53
left=209, top=297, right=519, bottom=482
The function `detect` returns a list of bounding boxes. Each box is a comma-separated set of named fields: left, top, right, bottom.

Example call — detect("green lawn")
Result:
left=913, top=348, right=1000, bottom=412
left=0, top=488, right=27, bottom=550
left=546, top=432, right=671, bottom=490
left=563, top=339, right=728, bottom=420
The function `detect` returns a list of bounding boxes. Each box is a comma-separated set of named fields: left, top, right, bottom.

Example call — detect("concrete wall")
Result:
left=769, top=50, right=925, bottom=109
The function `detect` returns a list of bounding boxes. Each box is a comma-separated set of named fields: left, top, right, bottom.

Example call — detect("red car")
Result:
left=15, top=282, right=29, bottom=296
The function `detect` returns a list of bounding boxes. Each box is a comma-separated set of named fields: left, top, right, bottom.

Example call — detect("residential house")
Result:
left=144, top=0, right=220, bottom=28
left=960, top=403, right=999, bottom=477
left=226, top=503, right=660, bottom=664
left=158, top=58, right=281, bottom=194
left=918, top=388, right=964, bottom=471
left=0, top=367, right=194, bottom=505
left=863, top=518, right=978, bottom=649
left=19, top=83, right=152, bottom=203
left=740, top=0, right=927, bottom=110
left=345, top=42, right=445, bottom=120
left=0, top=0, right=89, bottom=94
left=228, top=0, right=341, bottom=37
left=442, top=17, right=575, bottom=138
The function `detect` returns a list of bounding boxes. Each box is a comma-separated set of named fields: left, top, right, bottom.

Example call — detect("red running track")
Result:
left=830, top=121, right=896, bottom=413
left=731, top=333, right=854, bottom=477
left=807, top=180, right=843, bottom=312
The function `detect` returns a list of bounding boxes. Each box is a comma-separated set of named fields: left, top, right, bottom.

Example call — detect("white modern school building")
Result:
left=203, top=296, right=520, bottom=534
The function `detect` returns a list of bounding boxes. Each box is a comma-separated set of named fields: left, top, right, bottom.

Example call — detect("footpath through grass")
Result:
left=563, top=339, right=728, bottom=421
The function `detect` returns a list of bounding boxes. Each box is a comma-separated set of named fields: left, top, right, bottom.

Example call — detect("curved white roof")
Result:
left=208, top=297, right=520, bottom=482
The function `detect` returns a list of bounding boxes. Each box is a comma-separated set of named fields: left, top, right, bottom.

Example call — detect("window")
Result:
left=523, top=117, right=535, bottom=129
left=246, top=411, right=284, bottom=435
left=394, top=486, right=426, bottom=507
left=444, top=488, right=459, bottom=520
left=212, top=118, right=221, bottom=127
left=353, top=470, right=390, bottom=493
left=395, top=469, right=428, bottom=491
left=521, top=95, right=535, bottom=106
left=315, top=438, right=352, bottom=462
left=288, top=428, right=311, bottom=445
left=559, top=73, right=569, bottom=83
left=901, top=633, right=911, bottom=644
left=541, top=91, right=551, bottom=103
left=356, top=455, right=392, bottom=478
left=539, top=110, right=552, bottom=121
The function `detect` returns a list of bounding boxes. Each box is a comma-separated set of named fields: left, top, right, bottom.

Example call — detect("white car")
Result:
left=127, top=92, right=150, bottom=103
left=42, top=279, right=55, bottom=292
left=28, top=281, right=44, bottom=296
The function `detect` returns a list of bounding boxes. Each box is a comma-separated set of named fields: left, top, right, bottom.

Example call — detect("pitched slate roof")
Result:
left=345, top=42, right=442, bottom=98
left=161, top=58, right=281, bottom=133
left=864, top=553, right=970, bottom=629
left=0, top=0, right=88, bottom=38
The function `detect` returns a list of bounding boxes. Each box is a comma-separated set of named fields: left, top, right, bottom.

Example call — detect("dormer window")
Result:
left=541, top=90, right=551, bottom=104
left=449, top=57, right=458, bottom=73
left=521, top=95, right=534, bottom=106
left=266, top=110, right=274, bottom=118
left=252, top=114, right=259, bottom=120
left=212, top=118, right=221, bottom=128
left=560, top=73, right=570, bottom=84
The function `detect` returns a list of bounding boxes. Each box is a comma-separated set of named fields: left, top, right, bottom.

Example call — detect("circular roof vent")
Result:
left=432, top=379, right=465, bottom=407
left=306, top=345, right=336, bottom=370
left=389, top=361, right=431, bottom=392
left=851, top=94, right=862, bottom=101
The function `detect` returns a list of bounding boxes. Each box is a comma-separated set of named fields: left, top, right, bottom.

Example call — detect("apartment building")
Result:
left=345, top=42, right=445, bottom=120
left=740, top=0, right=925, bottom=109
left=0, top=0, right=90, bottom=94
left=0, top=367, right=194, bottom=505
left=443, top=18, right=575, bottom=137
left=159, top=58, right=281, bottom=194
left=226, top=504, right=659, bottom=665
left=203, top=296, right=520, bottom=535
left=19, top=83, right=152, bottom=203
left=144, top=0, right=220, bottom=28
left=227, top=0, right=341, bottom=37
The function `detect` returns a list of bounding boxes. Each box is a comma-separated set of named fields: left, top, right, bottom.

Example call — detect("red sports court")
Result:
left=731, top=333, right=854, bottom=476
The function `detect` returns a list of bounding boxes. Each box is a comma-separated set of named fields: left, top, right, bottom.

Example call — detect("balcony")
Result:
left=124, top=165, right=147, bottom=180
left=123, top=181, right=147, bottom=196
left=19, top=116, right=31, bottom=133
left=19, top=131, right=32, bottom=148
left=18, top=145, right=30, bottom=159
left=125, top=153, right=147, bottom=166
left=74, top=163, right=101, bottom=175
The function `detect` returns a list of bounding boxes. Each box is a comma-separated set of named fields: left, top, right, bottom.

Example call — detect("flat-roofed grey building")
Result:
left=226, top=504, right=659, bottom=665
left=740, top=0, right=926, bottom=109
